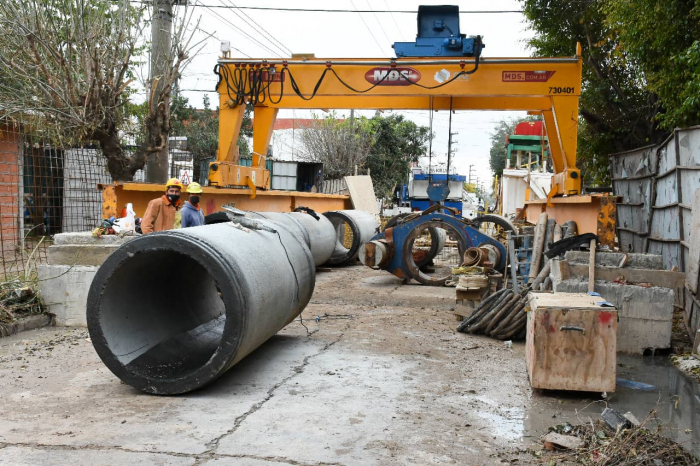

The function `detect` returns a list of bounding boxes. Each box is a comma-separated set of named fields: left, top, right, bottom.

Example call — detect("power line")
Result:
left=194, top=0, right=252, bottom=57
left=195, top=0, right=281, bottom=57
left=365, top=0, right=392, bottom=46
left=350, top=0, right=385, bottom=55
left=130, top=2, right=524, bottom=14
left=222, top=0, right=292, bottom=56
left=217, top=0, right=291, bottom=57
left=382, top=0, right=405, bottom=41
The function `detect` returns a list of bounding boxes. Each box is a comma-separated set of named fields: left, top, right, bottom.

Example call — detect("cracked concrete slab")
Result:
left=0, top=330, right=328, bottom=456
left=0, top=445, right=194, bottom=466
left=6, top=265, right=694, bottom=464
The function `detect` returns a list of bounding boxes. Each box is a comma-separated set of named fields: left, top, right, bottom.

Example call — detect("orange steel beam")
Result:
left=101, top=183, right=351, bottom=221
left=216, top=49, right=583, bottom=196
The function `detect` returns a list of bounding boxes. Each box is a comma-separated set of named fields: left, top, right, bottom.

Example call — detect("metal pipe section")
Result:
left=86, top=221, right=315, bottom=395
left=359, top=240, right=389, bottom=269
left=323, top=210, right=379, bottom=265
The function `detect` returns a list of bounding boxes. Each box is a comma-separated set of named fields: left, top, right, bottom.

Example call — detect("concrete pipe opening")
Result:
left=323, top=210, right=378, bottom=265
left=87, top=223, right=314, bottom=395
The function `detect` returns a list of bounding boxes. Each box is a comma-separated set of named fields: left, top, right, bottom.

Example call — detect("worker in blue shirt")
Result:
left=181, top=182, right=205, bottom=228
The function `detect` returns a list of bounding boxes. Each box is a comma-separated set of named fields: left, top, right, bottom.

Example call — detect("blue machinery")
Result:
left=393, top=5, right=484, bottom=58
left=361, top=206, right=507, bottom=286
left=405, top=173, right=466, bottom=217
left=358, top=6, right=509, bottom=286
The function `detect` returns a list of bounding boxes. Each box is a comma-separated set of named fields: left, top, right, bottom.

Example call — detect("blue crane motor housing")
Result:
left=392, top=5, right=485, bottom=57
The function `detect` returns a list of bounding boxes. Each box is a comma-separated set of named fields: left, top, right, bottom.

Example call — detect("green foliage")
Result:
left=167, top=95, right=251, bottom=180
left=364, top=114, right=431, bottom=201
left=603, top=0, right=700, bottom=129
left=521, top=0, right=668, bottom=186
left=489, top=118, right=526, bottom=178
left=521, top=0, right=700, bottom=186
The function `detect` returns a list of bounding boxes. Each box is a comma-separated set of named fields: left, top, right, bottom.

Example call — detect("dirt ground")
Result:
left=0, top=265, right=696, bottom=465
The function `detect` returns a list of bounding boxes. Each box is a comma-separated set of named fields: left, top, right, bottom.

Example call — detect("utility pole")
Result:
left=468, top=164, right=475, bottom=185
left=146, top=0, right=174, bottom=183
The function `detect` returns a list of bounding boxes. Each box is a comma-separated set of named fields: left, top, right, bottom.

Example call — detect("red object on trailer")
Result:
left=514, top=121, right=546, bottom=136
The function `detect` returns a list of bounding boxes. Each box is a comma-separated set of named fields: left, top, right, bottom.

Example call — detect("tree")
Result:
left=0, top=0, right=202, bottom=181
left=365, top=114, right=431, bottom=201
left=489, top=118, right=525, bottom=178
left=521, top=0, right=669, bottom=186
left=170, top=95, right=252, bottom=181
left=299, top=113, right=431, bottom=200
left=299, top=114, right=374, bottom=179
left=603, top=0, right=700, bottom=129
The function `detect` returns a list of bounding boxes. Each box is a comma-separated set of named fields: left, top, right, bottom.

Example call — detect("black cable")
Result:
left=131, top=2, right=524, bottom=13
left=215, top=36, right=482, bottom=105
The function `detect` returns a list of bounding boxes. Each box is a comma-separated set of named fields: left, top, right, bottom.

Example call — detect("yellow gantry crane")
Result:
left=209, top=9, right=614, bottom=243
left=104, top=6, right=615, bottom=242
left=212, top=48, right=584, bottom=202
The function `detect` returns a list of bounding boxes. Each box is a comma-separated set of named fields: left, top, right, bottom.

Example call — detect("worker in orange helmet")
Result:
left=141, top=178, right=183, bottom=234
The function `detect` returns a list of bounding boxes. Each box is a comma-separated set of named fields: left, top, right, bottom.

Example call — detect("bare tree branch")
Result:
left=298, top=116, right=373, bottom=179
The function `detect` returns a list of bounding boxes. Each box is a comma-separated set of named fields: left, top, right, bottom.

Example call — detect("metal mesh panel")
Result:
left=0, top=126, right=203, bottom=278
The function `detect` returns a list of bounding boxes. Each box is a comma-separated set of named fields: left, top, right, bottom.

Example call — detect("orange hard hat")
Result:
left=166, top=178, right=183, bottom=190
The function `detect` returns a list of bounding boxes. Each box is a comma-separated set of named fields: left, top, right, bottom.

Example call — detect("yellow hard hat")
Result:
left=187, top=182, right=203, bottom=194
left=166, top=178, right=183, bottom=190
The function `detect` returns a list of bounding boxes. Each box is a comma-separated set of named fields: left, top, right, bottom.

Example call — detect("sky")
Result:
left=159, top=0, right=536, bottom=188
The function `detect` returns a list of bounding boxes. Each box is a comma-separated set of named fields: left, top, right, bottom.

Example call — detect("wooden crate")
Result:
left=526, top=292, right=617, bottom=393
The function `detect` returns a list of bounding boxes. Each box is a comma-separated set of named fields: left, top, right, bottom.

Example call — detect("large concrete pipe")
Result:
left=288, top=212, right=335, bottom=266
left=247, top=212, right=310, bottom=245
left=86, top=220, right=315, bottom=395
left=247, top=211, right=336, bottom=267
left=323, top=210, right=379, bottom=265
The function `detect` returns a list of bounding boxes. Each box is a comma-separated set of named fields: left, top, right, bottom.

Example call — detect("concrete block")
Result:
left=564, top=251, right=664, bottom=270
left=53, top=232, right=136, bottom=246
left=47, top=244, right=120, bottom=267
left=37, top=264, right=97, bottom=327
left=549, top=259, right=571, bottom=289
left=0, top=314, right=52, bottom=337
left=554, top=278, right=674, bottom=354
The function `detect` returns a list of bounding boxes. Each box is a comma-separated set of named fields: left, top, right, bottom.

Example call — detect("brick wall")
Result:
left=0, top=124, right=21, bottom=264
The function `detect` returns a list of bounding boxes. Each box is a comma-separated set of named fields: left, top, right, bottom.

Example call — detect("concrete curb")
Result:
left=0, top=314, right=54, bottom=338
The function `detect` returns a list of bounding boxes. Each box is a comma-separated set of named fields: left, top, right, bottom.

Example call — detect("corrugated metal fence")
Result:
left=611, top=126, right=700, bottom=339
left=611, top=126, right=700, bottom=273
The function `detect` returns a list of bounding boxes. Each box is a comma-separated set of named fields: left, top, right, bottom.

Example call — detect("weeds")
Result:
left=0, top=275, right=44, bottom=325
left=537, top=409, right=698, bottom=465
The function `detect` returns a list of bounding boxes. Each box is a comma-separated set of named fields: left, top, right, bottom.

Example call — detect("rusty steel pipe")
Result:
left=87, top=221, right=315, bottom=395
left=462, top=247, right=483, bottom=266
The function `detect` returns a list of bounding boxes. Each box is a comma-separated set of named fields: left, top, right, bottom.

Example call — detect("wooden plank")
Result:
left=528, top=292, right=605, bottom=310
left=344, top=175, right=379, bottom=216
left=588, top=239, right=596, bottom=292
left=455, top=288, right=486, bottom=301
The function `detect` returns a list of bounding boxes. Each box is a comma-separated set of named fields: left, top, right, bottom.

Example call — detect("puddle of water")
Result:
left=523, top=354, right=700, bottom=457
